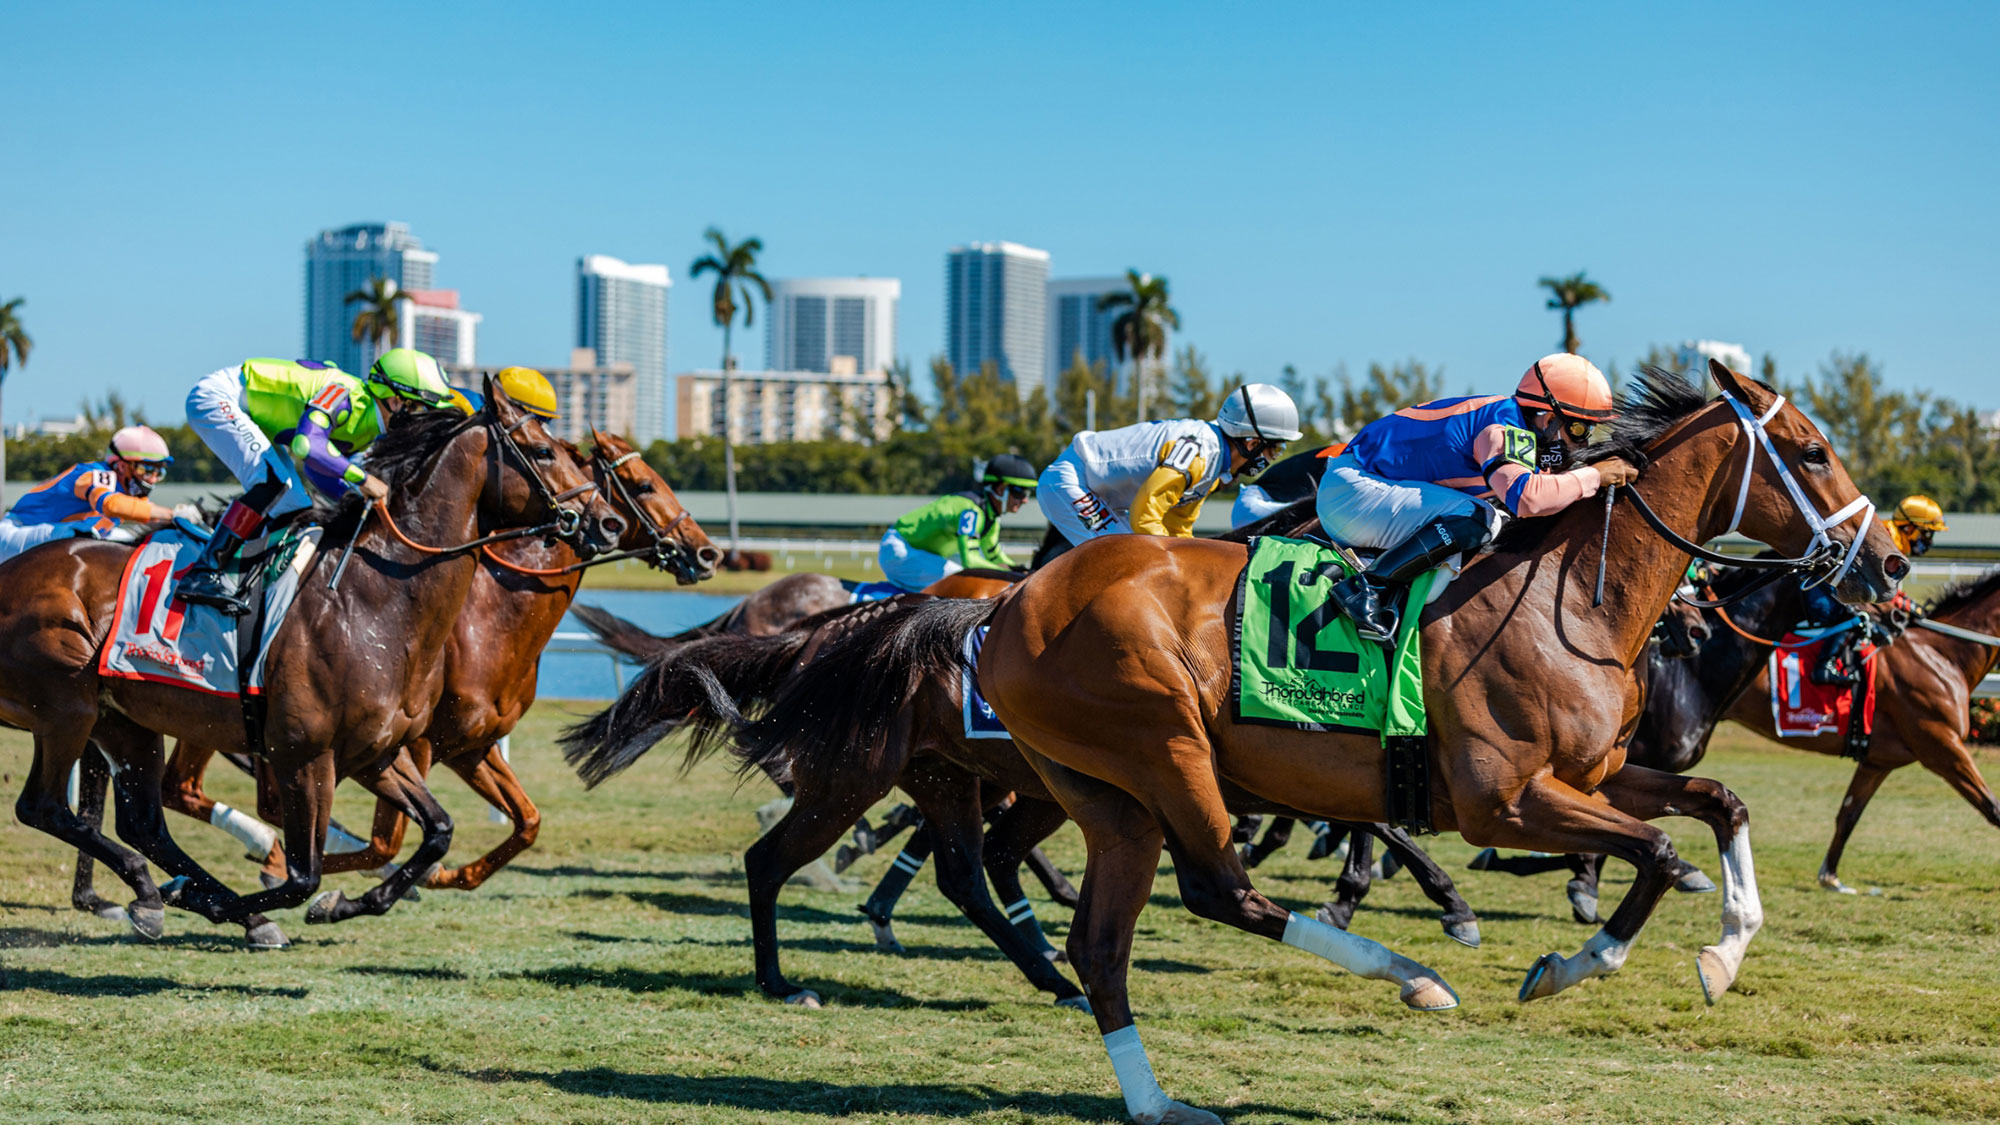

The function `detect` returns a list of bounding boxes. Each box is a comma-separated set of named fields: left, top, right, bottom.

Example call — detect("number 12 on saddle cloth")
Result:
left=1232, top=536, right=1432, bottom=738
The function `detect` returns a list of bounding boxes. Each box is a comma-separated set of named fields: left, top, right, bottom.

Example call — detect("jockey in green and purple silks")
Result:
left=177, top=347, right=455, bottom=614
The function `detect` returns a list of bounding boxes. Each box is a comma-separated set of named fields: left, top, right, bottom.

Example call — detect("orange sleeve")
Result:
left=100, top=492, right=172, bottom=522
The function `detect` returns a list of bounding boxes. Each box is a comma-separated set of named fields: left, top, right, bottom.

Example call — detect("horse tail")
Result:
left=733, top=596, right=996, bottom=788
left=559, top=627, right=815, bottom=788
left=568, top=603, right=678, bottom=662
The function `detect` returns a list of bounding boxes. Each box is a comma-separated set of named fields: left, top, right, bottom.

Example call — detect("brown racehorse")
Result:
left=0, top=386, right=624, bottom=943
left=90, top=430, right=723, bottom=902
left=950, top=363, right=1904, bottom=1124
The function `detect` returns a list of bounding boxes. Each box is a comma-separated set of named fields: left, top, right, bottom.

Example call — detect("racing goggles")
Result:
left=128, top=461, right=169, bottom=482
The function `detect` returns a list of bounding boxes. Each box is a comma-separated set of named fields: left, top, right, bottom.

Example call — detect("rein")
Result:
left=1915, top=618, right=2000, bottom=648
left=361, top=414, right=600, bottom=563
left=476, top=446, right=702, bottom=579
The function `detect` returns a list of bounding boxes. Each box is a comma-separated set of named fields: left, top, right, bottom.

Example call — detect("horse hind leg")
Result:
left=69, top=749, right=127, bottom=922
left=1315, top=826, right=1370, bottom=931
left=18, top=725, right=168, bottom=940
left=1371, top=824, right=1481, bottom=948
left=425, top=745, right=541, bottom=890
left=308, top=749, right=451, bottom=924
left=982, top=795, right=1075, bottom=963
left=1819, top=761, right=1893, bottom=893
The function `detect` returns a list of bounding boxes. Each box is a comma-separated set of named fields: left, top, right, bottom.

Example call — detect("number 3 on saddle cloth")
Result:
left=98, top=524, right=320, bottom=740
left=1230, top=536, right=1440, bottom=833
left=1770, top=630, right=1878, bottom=760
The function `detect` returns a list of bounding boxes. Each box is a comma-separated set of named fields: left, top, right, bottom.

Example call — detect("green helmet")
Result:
left=366, top=348, right=455, bottom=408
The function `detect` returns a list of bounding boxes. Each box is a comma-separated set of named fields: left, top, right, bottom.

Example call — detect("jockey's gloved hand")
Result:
left=359, top=474, right=390, bottom=502
left=171, top=503, right=205, bottom=525
left=1595, top=457, right=1642, bottom=487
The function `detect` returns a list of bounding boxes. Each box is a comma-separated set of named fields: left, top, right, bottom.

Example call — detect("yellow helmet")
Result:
left=495, top=366, right=559, bottom=419
left=1892, top=495, right=1947, bottom=532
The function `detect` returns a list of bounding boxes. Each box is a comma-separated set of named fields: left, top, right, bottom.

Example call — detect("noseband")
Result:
left=366, top=412, right=602, bottom=562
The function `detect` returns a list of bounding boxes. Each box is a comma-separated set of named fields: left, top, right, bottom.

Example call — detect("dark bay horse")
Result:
left=0, top=385, right=622, bottom=942
left=953, top=363, right=1903, bottom=1124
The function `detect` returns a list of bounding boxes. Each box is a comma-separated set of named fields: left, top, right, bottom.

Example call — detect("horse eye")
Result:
left=533, top=445, right=556, bottom=462
left=633, top=481, right=655, bottom=495
left=1802, top=444, right=1828, bottom=466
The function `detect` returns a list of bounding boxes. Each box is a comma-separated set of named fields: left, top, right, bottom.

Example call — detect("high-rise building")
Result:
left=448, top=348, right=636, bottom=444
left=766, top=277, right=900, bottom=375
left=1677, top=339, right=1752, bottom=378
left=305, top=222, right=437, bottom=374
left=397, top=290, right=481, bottom=367
left=577, top=254, right=671, bottom=447
left=1046, top=276, right=1128, bottom=384
left=675, top=366, right=893, bottom=445
left=945, top=241, right=1050, bottom=399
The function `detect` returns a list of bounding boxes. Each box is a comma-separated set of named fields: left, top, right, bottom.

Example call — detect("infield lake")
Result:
left=540, top=589, right=741, bottom=700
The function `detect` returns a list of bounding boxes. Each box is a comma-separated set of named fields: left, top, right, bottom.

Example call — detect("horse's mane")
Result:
left=1494, top=365, right=1716, bottom=552
left=1926, top=566, right=2000, bottom=619
left=311, top=405, right=479, bottom=533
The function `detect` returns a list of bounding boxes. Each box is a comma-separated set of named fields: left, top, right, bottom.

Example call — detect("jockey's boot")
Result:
left=177, top=500, right=262, bottom=616
left=1335, top=513, right=1495, bottom=644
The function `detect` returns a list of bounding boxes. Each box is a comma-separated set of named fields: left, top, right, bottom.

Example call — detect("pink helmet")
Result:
left=108, top=425, right=173, bottom=464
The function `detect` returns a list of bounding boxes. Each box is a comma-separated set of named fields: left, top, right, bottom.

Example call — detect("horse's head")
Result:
left=1651, top=601, right=1711, bottom=659
left=589, top=429, right=722, bottom=584
left=482, top=377, right=625, bottom=559
left=1704, top=360, right=1905, bottom=604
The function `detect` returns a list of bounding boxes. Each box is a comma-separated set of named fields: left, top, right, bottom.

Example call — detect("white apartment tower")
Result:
left=396, top=290, right=481, bottom=367
left=766, top=277, right=900, bottom=375
left=305, top=222, right=437, bottom=374
left=1047, top=276, right=1128, bottom=384
left=945, top=242, right=1050, bottom=399
left=577, top=254, right=671, bottom=447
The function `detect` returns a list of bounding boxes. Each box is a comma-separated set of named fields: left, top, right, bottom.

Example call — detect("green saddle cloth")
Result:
left=1232, top=535, right=1434, bottom=737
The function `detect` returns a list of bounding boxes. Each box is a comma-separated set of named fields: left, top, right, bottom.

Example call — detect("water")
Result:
left=539, top=588, right=742, bottom=700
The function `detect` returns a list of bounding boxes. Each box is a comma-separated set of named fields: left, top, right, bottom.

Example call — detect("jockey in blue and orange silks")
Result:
left=0, top=426, right=192, bottom=563
left=1314, top=353, right=1641, bottom=640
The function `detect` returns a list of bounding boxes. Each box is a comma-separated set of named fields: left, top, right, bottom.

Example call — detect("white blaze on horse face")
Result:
left=1699, top=827, right=1765, bottom=1003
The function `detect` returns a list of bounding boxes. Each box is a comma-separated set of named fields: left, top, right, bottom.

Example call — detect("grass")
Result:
left=2, top=711, right=1998, bottom=1124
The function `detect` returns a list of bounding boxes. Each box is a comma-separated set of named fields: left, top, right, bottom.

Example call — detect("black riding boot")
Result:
left=176, top=527, right=250, bottom=616
left=1334, top=513, right=1495, bottom=643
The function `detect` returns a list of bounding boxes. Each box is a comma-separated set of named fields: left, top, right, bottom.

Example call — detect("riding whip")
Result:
left=326, top=504, right=372, bottom=591
left=1593, top=485, right=1615, bottom=608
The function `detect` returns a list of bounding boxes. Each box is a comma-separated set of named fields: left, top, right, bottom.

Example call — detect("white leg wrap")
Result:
left=1700, top=827, right=1764, bottom=995
left=324, top=822, right=371, bottom=855
left=1531, top=928, right=1633, bottom=997
left=1282, top=910, right=1397, bottom=980
left=209, top=803, right=279, bottom=857
left=1103, top=1025, right=1173, bottom=1123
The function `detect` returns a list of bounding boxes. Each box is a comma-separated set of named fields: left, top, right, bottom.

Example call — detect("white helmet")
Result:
left=1216, top=383, right=1303, bottom=442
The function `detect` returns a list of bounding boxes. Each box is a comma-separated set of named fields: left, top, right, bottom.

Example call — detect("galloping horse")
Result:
left=947, top=363, right=1903, bottom=1124
left=0, top=385, right=624, bottom=943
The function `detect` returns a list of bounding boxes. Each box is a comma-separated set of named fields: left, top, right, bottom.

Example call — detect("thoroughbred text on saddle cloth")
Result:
left=1231, top=536, right=1431, bottom=738
left=99, top=525, right=318, bottom=697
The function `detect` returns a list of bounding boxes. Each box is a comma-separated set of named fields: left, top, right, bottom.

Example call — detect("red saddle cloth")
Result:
left=1769, top=634, right=1876, bottom=739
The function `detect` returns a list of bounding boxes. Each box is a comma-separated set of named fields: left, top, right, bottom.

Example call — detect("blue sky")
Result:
left=5, top=2, right=1996, bottom=429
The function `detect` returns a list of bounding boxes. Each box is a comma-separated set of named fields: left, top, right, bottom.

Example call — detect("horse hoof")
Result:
left=1468, top=847, right=1497, bottom=871
left=1818, top=874, right=1859, bottom=895
left=1399, top=975, right=1459, bottom=1011
left=304, top=890, right=346, bottom=925
left=245, top=921, right=290, bottom=951
left=1313, top=903, right=1354, bottom=932
left=1055, top=994, right=1093, bottom=1014
left=865, top=917, right=905, bottom=954
left=1567, top=888, right=1601, bottom=926
left=783, top=990, right=822, bottom=1009
left=1695, top=946, right=1737, bottom=1004
left=1043, top=948, right=1068, bottom=965
left=834, top=845, right=861, bottom=873
left=126, top=905, right=165, bottom=941
left=1137, top=1100, right=1224, bottom=1125
left=1519, top=952, right=1563, bottom=1002
left=93, top=903, right=128, bottom=924
left=1443, top=919, right=1482, bottom=948
left=159, top=876, right=191, bottom=907
left=1675, top=867, right=1718, bottom=894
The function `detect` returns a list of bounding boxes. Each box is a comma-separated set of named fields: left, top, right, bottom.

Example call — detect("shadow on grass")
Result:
left=0, top=967, right=307, bottom=998
left=1133, top=957, right=1208, bottom=975
left=507, top=864, right=738, bottom=883
left=567, top=887, right=861, bottom=925
left=424, top=1064, right=1336, bottom=1121
left=0, top=926, right=250, bottom=953
left=345, top=964, right=472, bottom=982
left=504, top=964, right=993, bottom=1011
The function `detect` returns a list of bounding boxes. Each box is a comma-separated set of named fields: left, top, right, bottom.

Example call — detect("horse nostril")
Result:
left=602, top=516, right=627, bottom=538
left=1884, top=554, right=1909, bottom=581
left=696, top=546, right=723, bottom=568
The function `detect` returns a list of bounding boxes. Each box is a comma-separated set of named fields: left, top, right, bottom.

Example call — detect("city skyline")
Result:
left=7, top=6, right=1995, bottom=428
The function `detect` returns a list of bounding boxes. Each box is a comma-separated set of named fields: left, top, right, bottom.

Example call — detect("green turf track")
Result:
left=2, top=708, right=1997, bottom=1124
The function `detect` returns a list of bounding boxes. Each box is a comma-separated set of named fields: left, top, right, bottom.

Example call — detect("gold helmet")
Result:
left=1892, top=495, right=1947, bottom=532
left=496, top=366, right=559, bottom=420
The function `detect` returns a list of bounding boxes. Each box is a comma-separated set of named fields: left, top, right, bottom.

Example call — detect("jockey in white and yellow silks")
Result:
left=0, top=426, right=190, bottom=563
left=1039, top=384, right=1302, bottom=546
left=1315, top=353, right=1640, bottom=640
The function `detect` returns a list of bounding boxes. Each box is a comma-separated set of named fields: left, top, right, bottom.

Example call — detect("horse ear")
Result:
left=1708, top=357, right=1767, bottom=406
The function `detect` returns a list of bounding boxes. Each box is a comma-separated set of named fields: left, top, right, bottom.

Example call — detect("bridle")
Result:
left=1606, top=376, right=1878, bottom=610
left=367, top=412, right=603, bottom=561
left=478, top=445, right=706, bottom=580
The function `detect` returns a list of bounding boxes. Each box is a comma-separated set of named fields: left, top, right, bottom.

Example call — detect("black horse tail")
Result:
left=559, top=627, right=815, bottom=788
left=569, top=603, right=678, bottom=662
left=733, top=596, right=997, bottom=788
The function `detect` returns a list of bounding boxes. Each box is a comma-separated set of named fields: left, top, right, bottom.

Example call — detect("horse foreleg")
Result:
left=1819, top=760, right=1894, bottom=892
left=1371, top=824, right=1480, bottom=948
left=1239, top=815, right=1295, bottom=868
left=1593, top=765, right=1760, bottom=1004
left=858, top=822, right=931, bottom=953
left=745, top=771, right=893, bottom=1007
left=426, top=745, right=541, bottom=890
left=309, top=749, right=451, bottom=923
left=222, top=750, right=335, bottom=921
left=1316, top=825, right=1371, bottom=930
left=68, top=749, right=126, bottom=921
left=899, top=762, right=1085, bottom=1006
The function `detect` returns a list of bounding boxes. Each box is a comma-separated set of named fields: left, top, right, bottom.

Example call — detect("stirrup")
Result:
left=177, top=571, right=250, bottom=617
left=1331, top=575, right=1398, bottom=643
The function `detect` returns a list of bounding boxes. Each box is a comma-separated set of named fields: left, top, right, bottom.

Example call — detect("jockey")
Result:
left=1040, top=384, right=1302, bottom=545
left=0, top=426, right=190, bottom=563
left=1231, top=443, right=1345, bottom=528
left=178, top=348, right=456, bottom=614
left=1316, top=353, right=1639, bottom=641
left=879, top=454, right=1040, bottom=591
left=1797, top=493, right=1945, bottom=684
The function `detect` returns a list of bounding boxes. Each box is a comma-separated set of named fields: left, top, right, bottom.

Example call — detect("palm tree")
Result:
left=1538, top=271, right=1611, bottom=355
left=689, top=227, right=773, bottom=555
left=0, top=297, right=32, bottom=506
left=1098, top=270, right=1180, bottom=421
left=345, top=276, right=407, bottom=369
